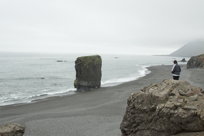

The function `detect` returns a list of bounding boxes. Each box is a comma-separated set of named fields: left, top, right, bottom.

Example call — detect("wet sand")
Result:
left=0, top=65, right=203, bottom=136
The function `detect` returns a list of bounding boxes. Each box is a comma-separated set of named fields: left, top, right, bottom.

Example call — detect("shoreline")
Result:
left=0, top=64, right=152, bottom=108
left=0, top=65, right=203, bottom=136
left=0, top=64, right=190, bottom=109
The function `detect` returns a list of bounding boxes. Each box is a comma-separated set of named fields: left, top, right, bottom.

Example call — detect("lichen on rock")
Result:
left=74, top=55, right=102, bottom=90
left=120, top=79, right=204, bottom=136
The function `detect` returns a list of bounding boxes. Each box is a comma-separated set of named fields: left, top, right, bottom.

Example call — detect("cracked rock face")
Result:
left=0, top=123, right=25, bottom=136
left=120, top=79, right=204, bottom=136
left=74, top=55, right=102, bottom=91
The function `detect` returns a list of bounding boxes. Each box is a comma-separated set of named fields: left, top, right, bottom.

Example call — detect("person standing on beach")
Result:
left=171, top=60, right=181, bottom=80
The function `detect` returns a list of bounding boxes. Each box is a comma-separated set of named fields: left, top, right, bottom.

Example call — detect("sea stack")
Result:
left=74, top=55, right=102, bottom=91
left=187, top=54, right=204, bottom=69
left=120, top=79, right=204, bottom=136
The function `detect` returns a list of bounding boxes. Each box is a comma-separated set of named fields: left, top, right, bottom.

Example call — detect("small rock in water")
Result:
left=56, top=60, right=67, bottom=62
left=180, top=58, right=187, bottom=62
left=57, top=60, right=63, bottom=62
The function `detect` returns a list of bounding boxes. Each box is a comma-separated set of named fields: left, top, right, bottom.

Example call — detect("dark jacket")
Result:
left=172, top=64, right=181, bottom=76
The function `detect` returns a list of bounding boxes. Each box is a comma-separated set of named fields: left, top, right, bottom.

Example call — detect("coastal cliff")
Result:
left=170, top=40, right=204, bottom=57
left=187, top=54, right=204, bottom=69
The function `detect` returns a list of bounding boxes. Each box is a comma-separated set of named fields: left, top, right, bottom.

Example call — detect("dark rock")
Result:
left=57, top=60, right=67, bottom=62
left=74, top=55, right=102, bottom=90
left=120, top=79, right=204, bottom=136
left=180, top=58, right=186, bottom=62
left=0, top=123, right=25, bottom=136
left=187, top=54, right=204, bottom=69
left=57, top=60, right=63, bottom=62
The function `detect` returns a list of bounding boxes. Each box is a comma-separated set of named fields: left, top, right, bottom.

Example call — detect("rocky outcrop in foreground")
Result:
left=120, top=79, right=204, bottom=136
left=0, top=123, right=25, bottom=136
left=187, top=54, right=204, bottom=69
left=74, top=55, right=102, bottom=90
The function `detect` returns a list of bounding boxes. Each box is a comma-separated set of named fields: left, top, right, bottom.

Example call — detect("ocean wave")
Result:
left=101, top=65, right=150, bottom=87
left=0, top=88, right=76, bottom=106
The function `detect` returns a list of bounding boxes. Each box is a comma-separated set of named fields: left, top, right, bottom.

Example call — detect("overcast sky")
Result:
left=0, top=0, right=203, bottom=55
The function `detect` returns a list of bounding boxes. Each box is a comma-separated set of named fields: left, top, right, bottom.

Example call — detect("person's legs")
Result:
left=173, top=76, right=179, bottom=80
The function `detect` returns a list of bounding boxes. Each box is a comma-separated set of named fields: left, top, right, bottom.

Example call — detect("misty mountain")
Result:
left=170, top=40, right=204, bottom=57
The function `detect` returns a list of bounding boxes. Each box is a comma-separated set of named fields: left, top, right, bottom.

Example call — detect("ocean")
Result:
left=0, top=53, right=186, bottom=106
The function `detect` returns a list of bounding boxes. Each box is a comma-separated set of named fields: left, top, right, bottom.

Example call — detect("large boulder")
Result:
left=120, top=79, right=204, bottom=136
left=187, top=54, right=204, bottom=69
left=0, top=123, right=25, bottom=136
left=74, top=55, right=102, bottom=90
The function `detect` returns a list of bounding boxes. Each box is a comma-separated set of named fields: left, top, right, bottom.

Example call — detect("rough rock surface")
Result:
left=187, top=54, right=204, bottom=69
left=173, top=132, right=204, bottom=136
left=0, top=123, right=25, bottom=136
left=74, top=55, right=102, bottom=90
left=120, top=79, right=204, bottom=136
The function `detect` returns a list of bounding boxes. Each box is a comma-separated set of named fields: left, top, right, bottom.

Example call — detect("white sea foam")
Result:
left=101, top=65, right=150, bottom=87
left=0, top=88, right=76, bottom=106
left=43, top=88, right=76, bottom=96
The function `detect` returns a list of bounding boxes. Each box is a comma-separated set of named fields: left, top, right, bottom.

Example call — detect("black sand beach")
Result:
left=0, top=65, right=204, bottom=136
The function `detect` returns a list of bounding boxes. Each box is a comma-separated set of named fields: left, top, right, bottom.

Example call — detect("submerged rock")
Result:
left=120, top=79, right=204, bottom=136
left=187, top=54, right=204, bottom=69
left=57, top=60, right=63, bottom=62
left=74, top=55, right=102, bottom=90
left=0, top=123, right=25, bottom=136
left=56, top=60, right=67, bottom=62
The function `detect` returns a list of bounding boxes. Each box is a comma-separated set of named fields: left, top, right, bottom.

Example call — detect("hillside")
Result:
left=170, top=40, right=204, bottom=57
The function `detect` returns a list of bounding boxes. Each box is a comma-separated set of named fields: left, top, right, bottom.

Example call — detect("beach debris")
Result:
left=120, top=79, right=204, bottom=136
left=74, top=55, right=102, bottom=91
left=0, top=123, right=25, bottom=136
left=187, top=54, right=204, bottom=69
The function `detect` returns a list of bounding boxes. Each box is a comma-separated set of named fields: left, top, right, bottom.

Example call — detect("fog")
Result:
left=0, top=0, right=204, bottom=55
